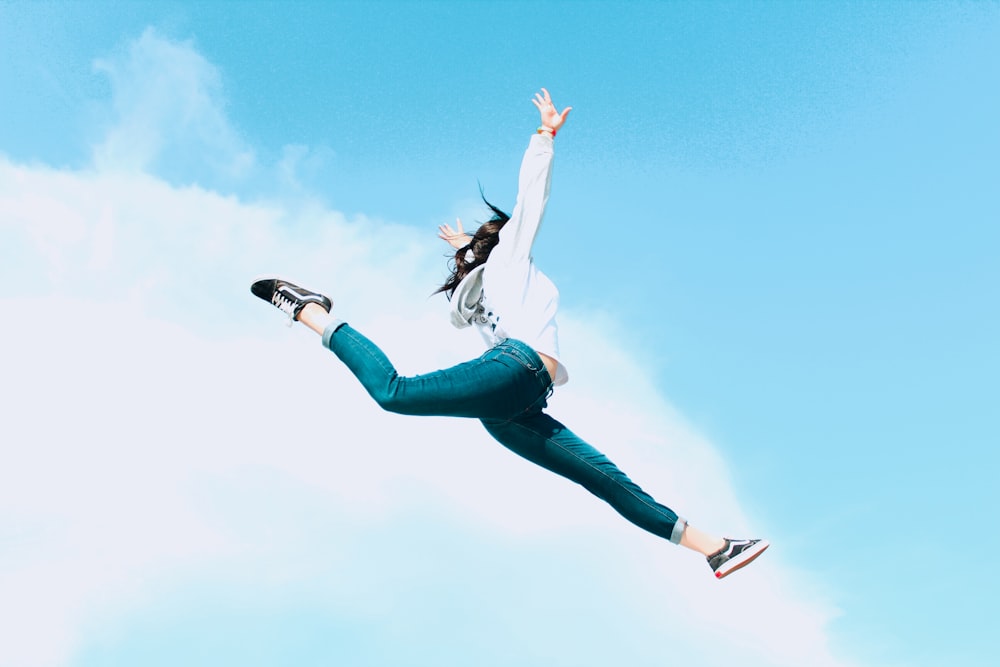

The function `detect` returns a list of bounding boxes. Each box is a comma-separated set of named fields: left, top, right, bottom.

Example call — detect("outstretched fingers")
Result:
left=437, top=217, right=459, bottom=236
left=532, top=87, right=571, bottom=132
left=532, top=88, right=551, bottom=110
left=438, top=218, right=470, bottom=249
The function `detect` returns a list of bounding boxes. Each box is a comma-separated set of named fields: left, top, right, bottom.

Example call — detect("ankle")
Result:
left=299, top=303, right=333, bottom=335
left=679, top=524, right=727, bottom=557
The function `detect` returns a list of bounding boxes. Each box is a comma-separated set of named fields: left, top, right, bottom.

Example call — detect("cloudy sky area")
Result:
left=1, top=2, right=997, bottom=667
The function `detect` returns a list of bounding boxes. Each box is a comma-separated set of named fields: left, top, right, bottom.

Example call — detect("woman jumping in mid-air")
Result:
left=252, top=88, right=768, bottom=579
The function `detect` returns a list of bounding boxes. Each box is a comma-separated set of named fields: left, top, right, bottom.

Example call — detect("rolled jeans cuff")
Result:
left=321, top=318, right=347, bottom=349
left=669, top=517, right=688, bottom=545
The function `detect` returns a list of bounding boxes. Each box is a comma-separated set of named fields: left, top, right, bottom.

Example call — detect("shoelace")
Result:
left=272, top=292, right=297, bottom=326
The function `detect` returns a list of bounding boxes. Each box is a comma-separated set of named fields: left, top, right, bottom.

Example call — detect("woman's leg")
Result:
left=481, top=412, right=770, bottom=575
left=301, top=305, right=546, bottom=419
left=481, top=411, right=692, bottom=546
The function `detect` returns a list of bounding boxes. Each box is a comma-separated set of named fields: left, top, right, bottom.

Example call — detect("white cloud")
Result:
left=0, top=155, right=853, bottom=667
left=92, top=28, right=255, bottom=181
left=0, top=29, right=855, bottom=667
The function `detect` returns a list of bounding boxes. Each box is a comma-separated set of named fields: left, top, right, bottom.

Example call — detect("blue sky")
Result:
left=1, top=2, right=997, bottom=666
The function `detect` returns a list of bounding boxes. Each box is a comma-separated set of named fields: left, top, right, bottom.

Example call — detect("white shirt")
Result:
left=449, top=133, right=568, bottom=386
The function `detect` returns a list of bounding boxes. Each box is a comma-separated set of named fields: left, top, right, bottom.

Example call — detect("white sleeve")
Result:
left=488, top=133, right=554, bottom=268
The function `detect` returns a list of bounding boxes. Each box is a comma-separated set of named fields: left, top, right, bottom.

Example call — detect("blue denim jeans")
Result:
left=323, top=322, right=687, bottom=544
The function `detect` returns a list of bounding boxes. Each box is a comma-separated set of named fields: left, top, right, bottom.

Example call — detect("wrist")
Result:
left=536, top=125, right=557, bottom=138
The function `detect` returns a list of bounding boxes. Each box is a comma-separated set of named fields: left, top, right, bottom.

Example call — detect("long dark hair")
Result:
left=436, top=196, right=510, bottom=298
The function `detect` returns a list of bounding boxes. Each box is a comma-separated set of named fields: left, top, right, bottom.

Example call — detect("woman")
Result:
left=251, top=89, right=768, bottom=579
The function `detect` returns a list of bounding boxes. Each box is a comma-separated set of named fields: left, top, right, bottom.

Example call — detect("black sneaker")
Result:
left=707, top=538, right=769, bottom=579
left=251, top=277, right=332, bottom=323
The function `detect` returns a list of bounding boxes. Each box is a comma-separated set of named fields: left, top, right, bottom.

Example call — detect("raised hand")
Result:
left=437, top=218, right=472, bottom=250
left=532, top=88, right=572, bottom=134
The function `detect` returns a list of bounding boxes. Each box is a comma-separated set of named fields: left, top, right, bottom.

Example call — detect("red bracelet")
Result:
left=536, top=125, right=557, bottom=138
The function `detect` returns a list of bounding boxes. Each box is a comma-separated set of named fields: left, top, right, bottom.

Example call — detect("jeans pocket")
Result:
left=498, top=342, right=542, bottom=374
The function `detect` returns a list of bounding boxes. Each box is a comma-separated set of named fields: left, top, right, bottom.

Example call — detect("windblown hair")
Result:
left=436, top=196, right=511, bottom=298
